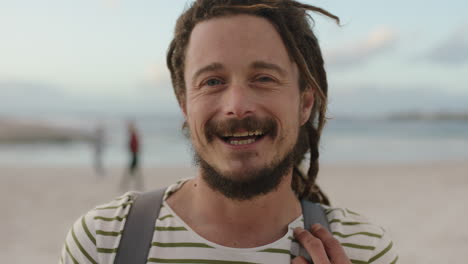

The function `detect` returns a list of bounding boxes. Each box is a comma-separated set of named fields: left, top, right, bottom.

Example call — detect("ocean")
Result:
left=1, top=113, right=467, bottom=167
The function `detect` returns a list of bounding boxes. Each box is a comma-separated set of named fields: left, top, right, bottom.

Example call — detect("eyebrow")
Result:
left=191, top=60, right=287, bottom=81
left=250, top=61, right=287, bottom=77
left=192, top=62, right=224, bottom=81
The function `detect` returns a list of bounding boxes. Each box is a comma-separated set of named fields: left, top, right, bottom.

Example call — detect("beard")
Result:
left=194, top=148, right=295, bottom=201
left=189, top=116, right=299, bottom=201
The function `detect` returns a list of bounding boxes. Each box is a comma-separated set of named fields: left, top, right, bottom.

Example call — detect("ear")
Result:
left=299, top=86, right=314, bottom=125
left=178, top=93, right=187, bottom=119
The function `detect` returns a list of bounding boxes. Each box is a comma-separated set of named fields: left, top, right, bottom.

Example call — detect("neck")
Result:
left=166, top=169, right=302, bottom=247
left=194, top=168, right=300, bottom=224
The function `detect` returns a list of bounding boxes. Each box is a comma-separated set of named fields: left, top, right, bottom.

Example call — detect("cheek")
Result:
left=186, top=98, right=217, bottom=142
left=187, top=113, right=204, bottom=144
left=276, top=96, right=301, bottom=125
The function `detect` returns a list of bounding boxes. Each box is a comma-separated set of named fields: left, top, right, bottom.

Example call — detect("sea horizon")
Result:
left=1, top=110, right=467, bottom=168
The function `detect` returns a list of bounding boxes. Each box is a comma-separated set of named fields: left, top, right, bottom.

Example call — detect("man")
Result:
left=60, top=1, right=398, bottom=263
left=93, top=123, right=106, bottom=176
left=119, top=120, right=144, bottom=191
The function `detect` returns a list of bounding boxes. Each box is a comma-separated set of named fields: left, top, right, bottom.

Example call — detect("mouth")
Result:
left=219, top=130, right=267, bottom=146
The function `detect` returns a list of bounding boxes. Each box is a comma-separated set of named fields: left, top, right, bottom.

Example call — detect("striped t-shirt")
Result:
left=60, top=180, right=398, bottom=264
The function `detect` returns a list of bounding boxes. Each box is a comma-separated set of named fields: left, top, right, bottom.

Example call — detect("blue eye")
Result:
left=205, top=79, right=223, bottom=86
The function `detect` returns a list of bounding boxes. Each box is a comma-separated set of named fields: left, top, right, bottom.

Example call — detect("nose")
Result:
left=222, top=83, right=255, bottom=119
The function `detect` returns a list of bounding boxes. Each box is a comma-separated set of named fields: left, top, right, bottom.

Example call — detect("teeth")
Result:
left=229, top=138, right=256, bottom=145
left=232, top=131, right=249, bottom=137
left=225, top=130, right=263, bottom=137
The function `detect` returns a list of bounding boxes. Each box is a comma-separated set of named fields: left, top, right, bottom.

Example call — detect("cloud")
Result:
left=143, top=64, right=171, bottom=86
left=102, top=0, right=121, bottom=9
left=131, top=64, right=180, bottom=111
left=423, top=24, right=468, bottom=65
left=0, top=80, right=65, bottom=98
left=140, top=64, right=174, bottom=97
left=324, top=27, right=398, bottom=69
left=327, top=83, right=468, bottom=116
left=0, top=80, right=86, bottom=115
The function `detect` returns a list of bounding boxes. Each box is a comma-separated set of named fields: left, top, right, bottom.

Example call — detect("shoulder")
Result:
left=60, top=192, right=138, bottom=264
left=322, top=206, right=399, bottom=264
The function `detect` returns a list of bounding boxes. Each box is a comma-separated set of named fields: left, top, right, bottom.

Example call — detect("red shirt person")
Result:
left=119, top=120, right=144, bottom=191
left=128, top=121, right=139, bottom=174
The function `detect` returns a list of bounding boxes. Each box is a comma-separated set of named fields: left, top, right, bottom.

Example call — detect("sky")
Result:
left=1, top=0, right=467, bottom=117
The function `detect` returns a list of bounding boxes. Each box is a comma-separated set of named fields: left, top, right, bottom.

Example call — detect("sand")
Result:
left=2, top=161, right=467, bottom=263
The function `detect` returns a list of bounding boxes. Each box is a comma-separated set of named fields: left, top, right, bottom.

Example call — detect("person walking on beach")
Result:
left=93, top=123, right=106, bottom=176
left=119, top=120, right=143, bottom=191
left=60, top=1, right=398, bottom=263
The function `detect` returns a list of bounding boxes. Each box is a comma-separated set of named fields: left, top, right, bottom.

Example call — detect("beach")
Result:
left=2, top=161, right=467, bottom=263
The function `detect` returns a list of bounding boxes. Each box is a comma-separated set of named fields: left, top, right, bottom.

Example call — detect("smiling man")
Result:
left=184, top=15, right=309, bottom=201
left=60, top=1, right=398, bottom=263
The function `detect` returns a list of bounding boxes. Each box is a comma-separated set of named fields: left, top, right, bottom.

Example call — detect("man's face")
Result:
left=183, top=14, right=314, bottom=198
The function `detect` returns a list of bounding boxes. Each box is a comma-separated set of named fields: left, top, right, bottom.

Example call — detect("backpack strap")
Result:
left=114, top=188, right=167, bottom=264
left=114, top=189, right=329, bottom=263
left=298, top=199, right=331, bottom=262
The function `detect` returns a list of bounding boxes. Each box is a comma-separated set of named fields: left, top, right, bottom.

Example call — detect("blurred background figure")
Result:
left=92, top=122, right=106, bottom=176
left=120, top=120, right=143, bottom=191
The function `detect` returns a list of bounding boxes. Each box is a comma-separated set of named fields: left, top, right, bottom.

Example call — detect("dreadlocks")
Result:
left=166, top=0, right=339, bottom=205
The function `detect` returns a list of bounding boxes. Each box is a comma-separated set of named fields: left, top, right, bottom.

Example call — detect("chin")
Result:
left=221, top=168, right=261, bottom=182
left=194, top=143, right=295, bottom=200
left=220, top=159, right=270, bottom=180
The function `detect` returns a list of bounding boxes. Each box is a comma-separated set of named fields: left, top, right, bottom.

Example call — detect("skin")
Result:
left=166, top=14, right=350, bottom=262
left=293, top=224, right=351, bottom=264
left=183, top=16, right=309, bottom=178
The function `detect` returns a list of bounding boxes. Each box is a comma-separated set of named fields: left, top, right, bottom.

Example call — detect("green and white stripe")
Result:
left=60, top=180, right=398, bottom=264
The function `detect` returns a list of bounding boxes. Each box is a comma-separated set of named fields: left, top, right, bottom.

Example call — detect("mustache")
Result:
left=205, top=116, right=277, bottom=142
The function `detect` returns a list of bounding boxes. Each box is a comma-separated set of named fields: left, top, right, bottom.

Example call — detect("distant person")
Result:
left=119, top=120, right=143, bottom=191
left=61, top=1, right=398, bottom=263
left=93, top=123, right=106, bottom=176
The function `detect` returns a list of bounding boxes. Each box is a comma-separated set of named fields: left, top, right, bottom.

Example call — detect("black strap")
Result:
left=115, top=188, right=329, bottom=263
left=301, top=199, right=330, bottom=231
left=298, top=199, right=330, bottom=262
left=114, top=188, right=166, bottom=264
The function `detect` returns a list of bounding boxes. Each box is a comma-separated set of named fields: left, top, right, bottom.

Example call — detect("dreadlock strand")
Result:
left=291, top=2, right=340, bottom=25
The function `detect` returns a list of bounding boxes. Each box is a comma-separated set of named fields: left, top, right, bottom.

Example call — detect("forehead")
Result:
left=185, top=14, right=294, bottom=76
